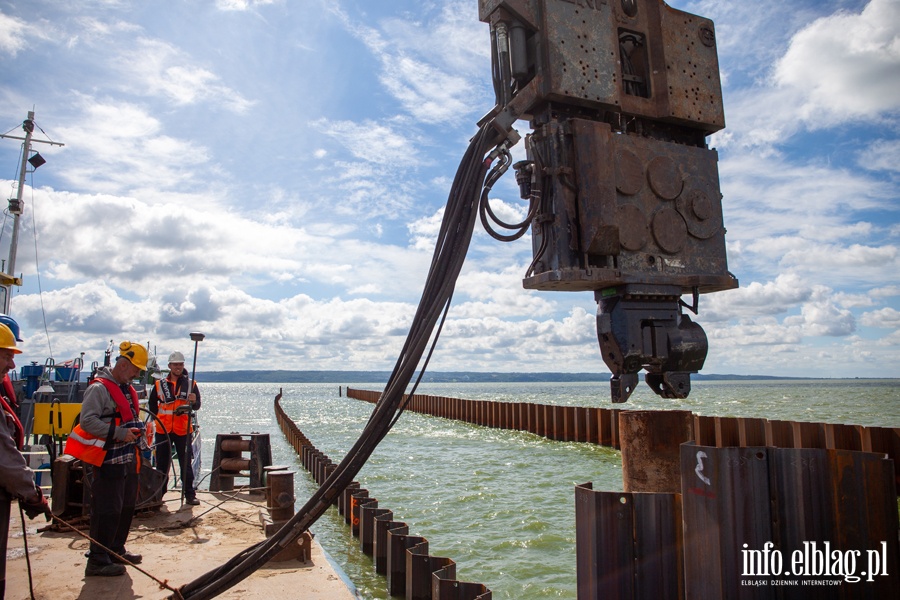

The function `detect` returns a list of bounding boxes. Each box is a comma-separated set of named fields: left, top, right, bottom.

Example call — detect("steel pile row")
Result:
left=576, top=444, right=900, bottom=599
left=346, top=388, right=900, bottom=486
left=274, top=396, right=491, bottom=600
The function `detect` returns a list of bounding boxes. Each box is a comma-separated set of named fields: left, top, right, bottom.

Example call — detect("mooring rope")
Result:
left=33, top=512, right=187, bottom=598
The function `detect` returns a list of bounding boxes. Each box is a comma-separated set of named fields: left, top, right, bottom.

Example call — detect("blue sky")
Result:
left=0, top=0, right=897, bottom=378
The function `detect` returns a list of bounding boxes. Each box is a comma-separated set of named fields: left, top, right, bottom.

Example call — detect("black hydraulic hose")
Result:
left=174, top=123, right=498, bottom=600
left=490, top=28, right=502, bottom=107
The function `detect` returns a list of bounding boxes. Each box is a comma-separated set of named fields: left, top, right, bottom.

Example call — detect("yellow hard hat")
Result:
left=119, top=341, right=148, bottom=370
left=0, top=324, right=21, bottom=354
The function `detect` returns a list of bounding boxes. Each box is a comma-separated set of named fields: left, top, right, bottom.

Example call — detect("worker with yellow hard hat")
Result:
left=0, top=320, right=51, bottom=592
left=65, top=340, right=148, bottom=577
left=0, top=318, right=23, bottom=414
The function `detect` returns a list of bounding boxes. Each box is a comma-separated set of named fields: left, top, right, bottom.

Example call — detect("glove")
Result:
left=174, top=405, right=190, bottom=416
left=21, top=492, right=52, bottom=521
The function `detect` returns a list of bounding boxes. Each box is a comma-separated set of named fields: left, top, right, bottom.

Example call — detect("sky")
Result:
left=0, top=0, right=897, bottom=381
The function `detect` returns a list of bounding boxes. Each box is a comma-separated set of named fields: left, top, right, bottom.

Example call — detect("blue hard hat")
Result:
left=0, top=314, right=23, bottom=342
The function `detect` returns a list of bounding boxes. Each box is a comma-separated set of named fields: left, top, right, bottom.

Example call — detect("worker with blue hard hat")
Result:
left=0, top=315, right=23, bottom=413
left=0, top=320, right=51, bottom=594
left=0, top=315, right=22, bottom=343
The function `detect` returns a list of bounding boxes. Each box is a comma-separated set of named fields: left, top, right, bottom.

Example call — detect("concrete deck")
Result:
left=5, top=490, right=358, bottom=600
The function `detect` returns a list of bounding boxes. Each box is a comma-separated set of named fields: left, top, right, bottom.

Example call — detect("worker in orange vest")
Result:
left=0, top=323, right=49, bottom=596
left=65, top=341, right=147, bottom=577
left=149, top=351, right=201, bottom=505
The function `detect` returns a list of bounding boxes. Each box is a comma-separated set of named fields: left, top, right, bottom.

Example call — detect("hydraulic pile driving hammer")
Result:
left=479, top=0, right=738, bottom=402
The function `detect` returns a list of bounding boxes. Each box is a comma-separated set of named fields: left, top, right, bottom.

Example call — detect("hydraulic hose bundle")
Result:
left=175, top=121, right=513, bottom=599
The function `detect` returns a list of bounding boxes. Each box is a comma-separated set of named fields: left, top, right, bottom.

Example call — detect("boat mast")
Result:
left=0, top=110, right=64, bottom=314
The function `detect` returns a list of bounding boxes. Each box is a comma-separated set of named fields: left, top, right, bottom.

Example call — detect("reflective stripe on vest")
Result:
left=64, top=426, right=108, bottom=466
left=64, top=378, right=139, bottom=466
left=155, top=375, right=191, bottom=436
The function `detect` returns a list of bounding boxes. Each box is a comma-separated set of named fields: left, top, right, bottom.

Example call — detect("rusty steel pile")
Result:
left=274, top=395, right=491, bottom=599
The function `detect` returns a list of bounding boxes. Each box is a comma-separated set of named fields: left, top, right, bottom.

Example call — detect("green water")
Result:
left=196, top=379, right=898, bottom=599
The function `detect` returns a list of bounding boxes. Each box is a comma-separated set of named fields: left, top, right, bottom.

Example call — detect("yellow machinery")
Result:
left=31, top=402, right=81, bottom=436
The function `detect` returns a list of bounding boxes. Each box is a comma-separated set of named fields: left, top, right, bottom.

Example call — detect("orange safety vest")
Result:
left=155, top=375, right=193, bottom=436
left=64, top=379, right=139, bottom=467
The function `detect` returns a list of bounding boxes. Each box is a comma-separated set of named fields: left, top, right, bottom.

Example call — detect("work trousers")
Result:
left=87, top=463, right=139, bottom=563
left=155, top=432, right=195, bottom=498
left=1, top=499, right=9, bottom=599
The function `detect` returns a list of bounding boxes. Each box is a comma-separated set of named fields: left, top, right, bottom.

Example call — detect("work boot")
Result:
left=186, top=496, right=200, bottom=506
left=85, top=560, right=126, bottom=577
left=112, top=550, right=143, bottom=564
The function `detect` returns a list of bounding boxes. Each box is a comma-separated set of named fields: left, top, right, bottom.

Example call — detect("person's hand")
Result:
left=124, top=427, right=141, bottom=442
left=21, top=491, right=51, bottom=521
left=174, top=405, right=190, bottom=416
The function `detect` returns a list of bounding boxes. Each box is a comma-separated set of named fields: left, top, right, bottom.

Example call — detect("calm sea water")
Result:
left=195, top=379, right=898, bottom=599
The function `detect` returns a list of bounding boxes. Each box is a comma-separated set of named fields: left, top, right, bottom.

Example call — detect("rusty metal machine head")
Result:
left=478, top=0, right=738, bottom=402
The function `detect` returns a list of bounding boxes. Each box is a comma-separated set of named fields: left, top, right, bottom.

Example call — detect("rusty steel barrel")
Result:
left=267, top=470, right=295, bottom=523
left=263, top=465, right=290, bottom=507
left=219, top=457, right=251, bottom=472
left=219, top=438, right=252, bottom=453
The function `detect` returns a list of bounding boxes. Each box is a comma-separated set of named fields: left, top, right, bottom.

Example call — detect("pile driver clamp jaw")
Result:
left=479, top=0, right=738, bottom=402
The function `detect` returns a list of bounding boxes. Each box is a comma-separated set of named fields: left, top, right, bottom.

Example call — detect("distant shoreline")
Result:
left=192, top=371, right=891, bottom=384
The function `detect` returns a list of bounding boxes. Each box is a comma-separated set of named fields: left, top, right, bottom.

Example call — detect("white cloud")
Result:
left=832, top=291, right=875, bottom=309
left=328, top=0, right=492, bottom=124
left=215, top=0, right=278, bottom=11
left=408, top=208, right=444, bottom=251
left=115, top=38, right=254, bottom=112
left=870, top=285, right=900, bottom=299
left=721, top=152, right=893, bottom=225
left=788, top=297, right=856, bottom=337
left=705, top=274, right=812, bottom=319
left=311, top=118, right=422, bottom=166
left=53, top=97, right=212, bottom=194
left=859, top=306, right=900, bottom=328
left=713, top=1, right=900, bottom=153
left=774, top=0, right=900, bottom=127
left=858, top=138, right=900, bottom=172
left=717, top=150, right=898, bottom=288
left=432, top=306, right=600, bottom=372
left=72, top=16, right=140, bottom=41
left=707, top=317, right=804, bottom=347
left=0, top=12, right=28, bottom=55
